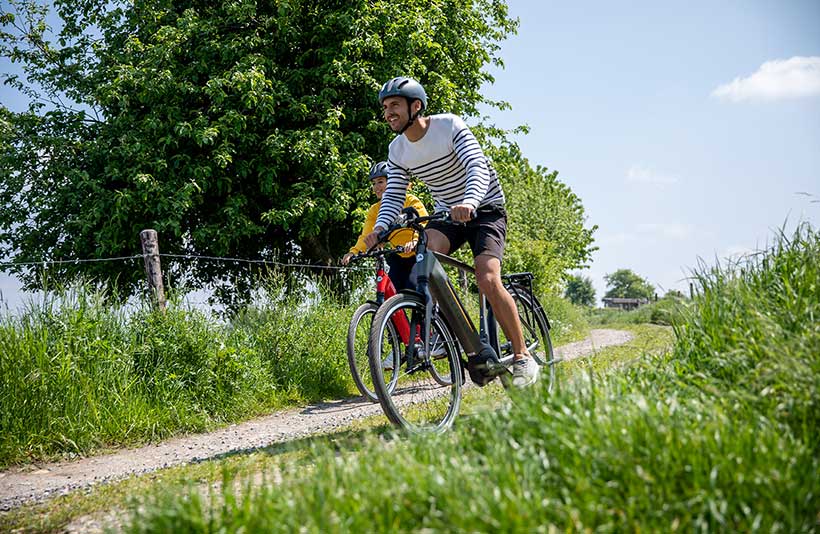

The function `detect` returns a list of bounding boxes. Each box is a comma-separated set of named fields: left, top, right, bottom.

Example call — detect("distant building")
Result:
left=602, top=297, right=649, bottom=311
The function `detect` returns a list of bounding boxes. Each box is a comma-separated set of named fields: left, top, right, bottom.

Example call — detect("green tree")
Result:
left=603, top=269, right=654, bottom=300
left=564, top=274, right=596, bottom=306
left=0, top=0, right=518, bottom=303
left=486, top=140, right=597, bottom=294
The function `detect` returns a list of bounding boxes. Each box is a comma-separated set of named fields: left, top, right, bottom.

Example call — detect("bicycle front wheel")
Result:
left=368, top=293, right=462, bottom=433
left=347, top=302, right=400, bottom=402
left=424, top=306, right=461, bottom=387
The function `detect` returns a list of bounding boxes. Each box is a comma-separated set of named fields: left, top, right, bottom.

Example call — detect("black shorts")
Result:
left=427, top=205, right=507, bottom=260
left=386, top=254, right=416, bottom=292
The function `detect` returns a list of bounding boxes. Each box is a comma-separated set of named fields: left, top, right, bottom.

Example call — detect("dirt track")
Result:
left=0, top=328, right=633, bottom=511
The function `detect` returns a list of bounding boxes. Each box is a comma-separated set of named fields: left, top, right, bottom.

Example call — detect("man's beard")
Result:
left=388, top=116, right=406, bottom=132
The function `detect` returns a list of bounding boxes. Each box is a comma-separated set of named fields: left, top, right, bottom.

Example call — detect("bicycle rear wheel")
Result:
left=497, top=285, right=555, bottom=392
left=368, top=293, right=462, bottom=433
left=347, top=302, right=400, bottom=402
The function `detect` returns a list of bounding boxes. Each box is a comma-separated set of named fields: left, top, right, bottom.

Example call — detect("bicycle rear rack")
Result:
left=502, top=271, right=550, bottom=331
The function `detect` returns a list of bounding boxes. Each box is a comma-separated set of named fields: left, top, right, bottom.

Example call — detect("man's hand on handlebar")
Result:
left=364, top=207, right=475, bottom=251
left=450, top=203, right=475, bottom=223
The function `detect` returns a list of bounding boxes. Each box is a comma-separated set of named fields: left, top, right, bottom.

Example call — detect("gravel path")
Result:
left=0, top=328, right=632, bottom=511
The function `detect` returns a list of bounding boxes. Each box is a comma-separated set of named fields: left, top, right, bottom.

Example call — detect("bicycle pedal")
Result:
left=466, top=344, right=503, bottom=387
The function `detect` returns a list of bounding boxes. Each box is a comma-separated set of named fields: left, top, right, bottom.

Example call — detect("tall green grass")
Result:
left=0, top=277, right=354, bottom=467
left=0, top=263, right=569, bottom=468
left=125, top=224, right=819, bottom=532
left=673, top=224, right=819, bottom=442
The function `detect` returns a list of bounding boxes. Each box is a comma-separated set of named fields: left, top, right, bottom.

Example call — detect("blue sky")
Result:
left=479, top=0, right=820, bottom=301
left=1, top=1, right=819, bottom=309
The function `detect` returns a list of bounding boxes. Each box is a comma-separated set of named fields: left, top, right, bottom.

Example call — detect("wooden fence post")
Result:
left=140, top=229, right=167, bottom=311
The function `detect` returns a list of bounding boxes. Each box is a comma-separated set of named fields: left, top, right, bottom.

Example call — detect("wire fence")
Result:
left=0, top=253, right=365, bottom=271
left=0, top=250, right=376, bottom=314
left=0, top=255, right=144, bottom=267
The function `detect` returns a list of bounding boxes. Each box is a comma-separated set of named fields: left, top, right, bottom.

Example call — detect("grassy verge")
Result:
left=0, top=268, right=576, bottom=468
left=0, top=319, right=652, bottom=533
left=0, top=278, right=355, bottom=467
left=0, top=427, right=379, bottom=533
left=463, top=323, right=674, bottom=415
left=561, top=323, right=673, bottom=373
left=118, top=224, right=819, bottom=532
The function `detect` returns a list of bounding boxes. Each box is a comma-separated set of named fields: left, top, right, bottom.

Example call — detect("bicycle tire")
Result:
left=346, top=302, right=400, bottom=402
left=497, top=285, right=556, bottom=392
left=368, top=293, right=462, bottom=433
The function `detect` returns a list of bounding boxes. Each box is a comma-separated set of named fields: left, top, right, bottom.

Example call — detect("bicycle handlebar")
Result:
left=375, top=208, right=475, bottom=245
left=349, top=245, right=406, bottom=264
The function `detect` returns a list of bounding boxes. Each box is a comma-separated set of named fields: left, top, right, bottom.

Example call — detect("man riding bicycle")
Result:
left=363, top=76, right=539, bottom=387
left=342, top=161, right=427, bottom=292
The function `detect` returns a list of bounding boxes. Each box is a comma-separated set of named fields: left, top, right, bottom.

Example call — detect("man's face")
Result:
left=371, top=176, right=387, bottom=199
left=382, top=96, right=411, bottom=132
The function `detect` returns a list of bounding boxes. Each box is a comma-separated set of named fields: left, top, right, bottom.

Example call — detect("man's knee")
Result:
left=426, top=229, right=450, bottom=254
left=474, top=255, right=504, bottom=295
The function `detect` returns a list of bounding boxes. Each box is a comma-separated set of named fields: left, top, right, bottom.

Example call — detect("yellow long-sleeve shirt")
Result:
left=349, top=194, right=427, bottom=258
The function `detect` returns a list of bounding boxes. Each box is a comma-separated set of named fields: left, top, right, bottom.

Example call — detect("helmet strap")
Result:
left=398, top=98, right=421, bottom=135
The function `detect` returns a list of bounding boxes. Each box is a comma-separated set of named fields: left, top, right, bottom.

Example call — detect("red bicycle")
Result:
left=347, top=247, right=451, bottom=402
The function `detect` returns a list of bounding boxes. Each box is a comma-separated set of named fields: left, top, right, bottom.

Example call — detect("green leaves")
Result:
left=1, top=0, right=594, bottom=307
left=565, top=274, right=596, bottom=306
left=604, top=269, right=655, bottom=299
left=488, top=140, right=597, bottom=295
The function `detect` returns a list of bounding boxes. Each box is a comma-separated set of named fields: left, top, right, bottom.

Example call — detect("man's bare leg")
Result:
left=474, top=254, right=529, bottom=359
left=425, top=229, right=450, bottom=255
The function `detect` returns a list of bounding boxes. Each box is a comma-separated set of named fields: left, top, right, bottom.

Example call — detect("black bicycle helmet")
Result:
left=378, top=76, right=427, bottom=110
left=368, top=161, right=388, bottom=181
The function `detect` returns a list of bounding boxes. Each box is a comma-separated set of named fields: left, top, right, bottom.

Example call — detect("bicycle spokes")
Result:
left=368, top=294, right=462, bottom=433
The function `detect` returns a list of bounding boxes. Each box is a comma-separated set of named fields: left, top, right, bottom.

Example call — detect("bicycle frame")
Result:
left=373, top=255, right=396, bottom=306
left=364, top=251, right=413, bottom=346
left=371, top=209, right=553, bottom=392
left=432, top=252, right=500, bottom=350
left=374, top=210, right=543, bottom=382
left=411, top=223, right=506, bottom=368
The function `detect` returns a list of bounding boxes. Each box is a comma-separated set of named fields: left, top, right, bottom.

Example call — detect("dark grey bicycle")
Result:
left=367, top=209, right=555, bottom=433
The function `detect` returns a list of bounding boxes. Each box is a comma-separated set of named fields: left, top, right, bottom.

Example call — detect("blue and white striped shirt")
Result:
left=375, top=114, right=505, bottom=229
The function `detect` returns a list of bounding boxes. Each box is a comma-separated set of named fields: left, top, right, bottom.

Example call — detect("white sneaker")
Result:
left=512, top=356, right=539, bottom=388
left=382, top=353, right=396, bottom=371
left=417, top=332, right=447, bottom=359
left=417, top=343, right=447, bottom=360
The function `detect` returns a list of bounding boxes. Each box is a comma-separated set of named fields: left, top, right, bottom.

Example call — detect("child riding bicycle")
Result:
left=341, top=161, right=427, bottom=292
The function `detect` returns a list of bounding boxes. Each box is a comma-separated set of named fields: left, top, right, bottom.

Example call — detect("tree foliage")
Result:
left=486, top=141, right=597, bottom=294
left=1, top=0, right=596, bottom=306
left=603, top=269, right=654, bottom=300
left=564, top=274, right=596, bottom=307
left=0, top=0, right=516, bottom=301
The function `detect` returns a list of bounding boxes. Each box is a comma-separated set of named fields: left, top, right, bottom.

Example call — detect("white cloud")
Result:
left=636, top=223, right=695, bottom=240
left=712, top=56, right=820, bottom=102
left=626, top=164, right=678, bottom=185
